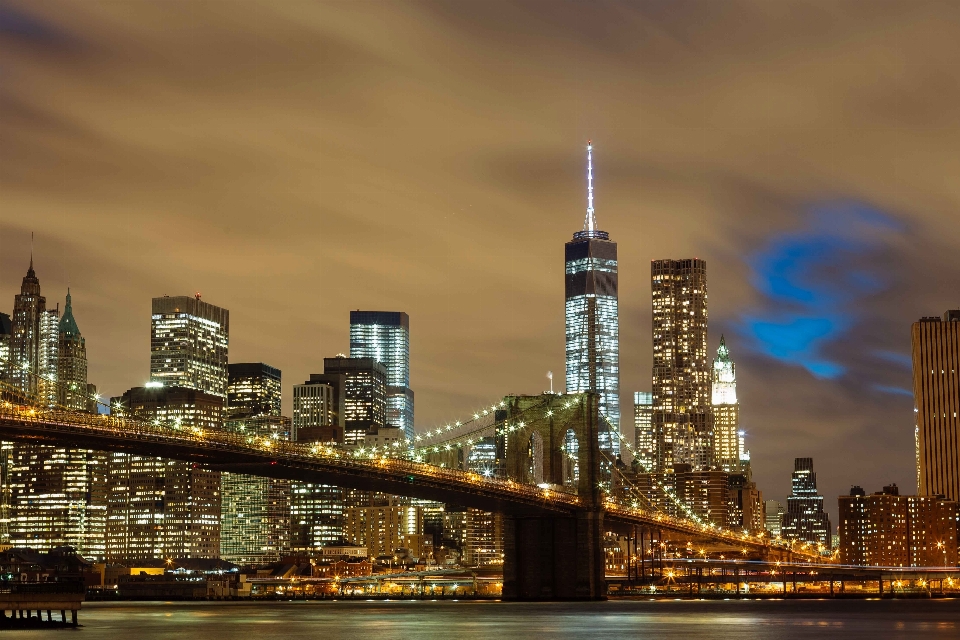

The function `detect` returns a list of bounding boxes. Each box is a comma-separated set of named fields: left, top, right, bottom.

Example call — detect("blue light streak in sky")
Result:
left=740, top=202, right=904, bottom=379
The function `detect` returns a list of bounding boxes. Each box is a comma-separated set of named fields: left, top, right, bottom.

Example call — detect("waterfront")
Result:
left=10, top=600, right=960, bottom=639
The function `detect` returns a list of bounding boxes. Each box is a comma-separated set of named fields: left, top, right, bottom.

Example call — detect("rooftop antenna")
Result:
left=547, top=371, right=554, bottom=394
left=584, top=141, right=596, bottom=233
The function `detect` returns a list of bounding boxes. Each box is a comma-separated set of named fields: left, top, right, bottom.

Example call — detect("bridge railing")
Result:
left=0, top=402, right=583, bottom=510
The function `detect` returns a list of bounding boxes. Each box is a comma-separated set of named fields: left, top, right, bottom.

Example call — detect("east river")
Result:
left=15, top=599, right=960, bottom=639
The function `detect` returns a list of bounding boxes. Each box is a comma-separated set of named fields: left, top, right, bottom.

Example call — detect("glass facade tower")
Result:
left=565, top=142, right=619, bottom=454
left=349, top=311, right=414, bottom=440
left=221, top=363, right=291, bottom=564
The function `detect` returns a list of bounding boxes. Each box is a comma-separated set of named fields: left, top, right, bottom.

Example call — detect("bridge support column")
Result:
left=502, top=509, right=606, bottom=601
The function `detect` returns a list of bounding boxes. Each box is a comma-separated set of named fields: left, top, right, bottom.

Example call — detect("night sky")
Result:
left=2, top=1, right=959, bottom=521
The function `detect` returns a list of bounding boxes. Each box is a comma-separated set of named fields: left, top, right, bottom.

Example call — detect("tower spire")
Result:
left=584, top=140, right=596, bottom=233
left=29, top=231, right=34, bottom=275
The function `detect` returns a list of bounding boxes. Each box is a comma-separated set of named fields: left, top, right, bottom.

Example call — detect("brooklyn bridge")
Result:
left=0, top=383, right=817, bottom=600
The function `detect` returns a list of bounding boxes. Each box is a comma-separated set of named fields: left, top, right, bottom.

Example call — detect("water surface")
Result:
left=16, top=599, right=960, bottom=639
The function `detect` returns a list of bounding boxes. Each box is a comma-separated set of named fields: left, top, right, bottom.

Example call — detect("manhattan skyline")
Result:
left=1, top=1, right=955, bottom=520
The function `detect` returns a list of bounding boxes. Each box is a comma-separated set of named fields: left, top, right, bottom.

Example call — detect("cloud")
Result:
left=739, top=202, right=906, bottom=378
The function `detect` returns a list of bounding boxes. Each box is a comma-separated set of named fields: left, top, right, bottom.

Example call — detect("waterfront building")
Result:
left=106, top=386, right=223, bottom=560
left=9, top=257, right=45, bottom=396
left=350, top=311, right=414, bottom=440
left=343, top=501, right=422, bottom=559
left=565, top=141, right=619, bottom=454
left=7, top=448, right=108, bottom=560
left=712, top=336, right=742, bottom=473
left=322, top=356, right=387, bottom=446
left=838, top=483, right=958, bottom=567
left=781, top=458, right=831, bottom=547
left=221, top=363, right=290, bottom=565
left=463, top=509, right=504, bottom=567
left=150, top=295, right=229, bottom=397
left=633, top=392, right=654, bottom=471
left=912, top=311, right=960, bottom=501
left=764, top=500, right=784, bottom=536
left=651, top=258, right=712, bottom=472
left=57, top=290, right=88, bottom=410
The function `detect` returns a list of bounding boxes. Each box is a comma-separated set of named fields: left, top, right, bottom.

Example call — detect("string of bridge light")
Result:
left=351, top=395, right=583, bottom=461
left=602, top=415, right=780, bottom=546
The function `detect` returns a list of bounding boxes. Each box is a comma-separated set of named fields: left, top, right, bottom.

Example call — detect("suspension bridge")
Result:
left=0, top=377, right=819, bottom=600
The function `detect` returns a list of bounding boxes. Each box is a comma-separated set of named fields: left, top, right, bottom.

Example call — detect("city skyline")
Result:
left=2, top=1, right=955, bottom=522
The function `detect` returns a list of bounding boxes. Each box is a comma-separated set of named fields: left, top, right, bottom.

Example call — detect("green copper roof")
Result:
left=58, top=288, right=81, bottom=337
left=716, top=334, right=731, bottom=361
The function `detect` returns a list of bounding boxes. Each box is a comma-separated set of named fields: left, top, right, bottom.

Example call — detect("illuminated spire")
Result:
left=573, top=141, right=609, bottom=241
left=584, top=140, right=596, bottom=233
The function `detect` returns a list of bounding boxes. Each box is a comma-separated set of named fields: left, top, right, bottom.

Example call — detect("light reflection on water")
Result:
left=12, top=599, right=960, bottom=639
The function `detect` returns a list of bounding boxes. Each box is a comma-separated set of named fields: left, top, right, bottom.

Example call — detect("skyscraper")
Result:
left=781, top=457, right=831, bottom=546
left=322, top=356, right=387, bottom=446
left=0, top=313, right=11, bottom=382
left=150, top=295, right=229, bottom=397
left=221, top=363, right=290, bottom=564
left=651, top=258, right=712, bottom=472
left=9, top=256, right=45, bottom=396
left=633, top=392, right=654, bottom=471
left=912, top=311, right=960, bottom=501
left=8, top=286, right=107, bottom=559
left=565, top=141, right=619, bottom=453
left=107, top=386, right=222, bottom=560
left=350, top=311, right=414, bottom=441
left=38, top=307, right=59, bottom=407
left=712, top=335, right=741, bottom=473
left=57, top=290, right=88, bottom=410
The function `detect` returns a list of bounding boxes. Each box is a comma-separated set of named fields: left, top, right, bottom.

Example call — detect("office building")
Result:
left=0, top=312, right=11, bottom=379
left=350, top=311, right=414, bottom=440
left=674, top=466, right=729, bottom=528
left=651, top=258, right=712, bottom=472
left=463, top=509, right=504, bottom=567
left=838, top=484, right=958, bottom=567
left=107, top=386, right=223, bottom=560
left=765, top=500, right=784, bottom=537
left=565, top=142, right=620, bottom=454
left=221, top=363, right=290, bottom=564
left=322, top=356, right=387, bottom=446
left=712, top=336, right=742, bottom=473
left=9, top=257, right=45, bottom=396
left=293, top=374, right=345, bottom=443
left=633, top=391, right=654, bottom=471
left=912, top=311, right=960, bottom=501
left=150, top=295, right=229, bottom=397
left=38, top=307, right=59, bottom=407
left=781, top=458, right=831, bottom=547
left=226, top=363, right=281, bottom=419
left=727, top=473, right=764, bottom=534
left=57, top=290, right=88, bottom=410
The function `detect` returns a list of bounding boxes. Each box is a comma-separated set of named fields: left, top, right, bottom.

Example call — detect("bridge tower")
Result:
left=501, top=392, right=606, bottom=600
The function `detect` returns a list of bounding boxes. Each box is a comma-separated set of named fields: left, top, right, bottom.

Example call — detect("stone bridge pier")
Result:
left=501, top=392, right=607, bottom=600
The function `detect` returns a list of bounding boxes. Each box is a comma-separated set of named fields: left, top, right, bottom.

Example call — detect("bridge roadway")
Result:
left=0, top=403, right=806, bottom=559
